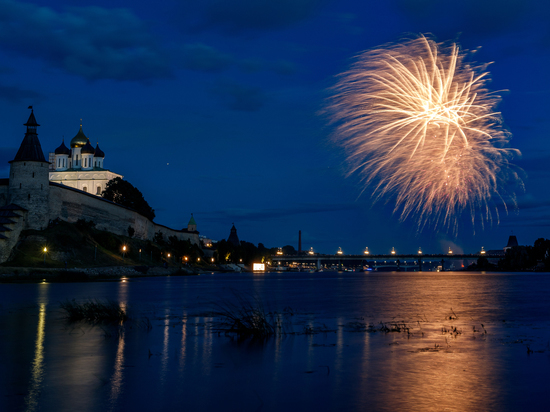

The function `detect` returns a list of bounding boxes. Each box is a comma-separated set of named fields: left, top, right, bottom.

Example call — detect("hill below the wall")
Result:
left=1, top=219, right=207, bottom=271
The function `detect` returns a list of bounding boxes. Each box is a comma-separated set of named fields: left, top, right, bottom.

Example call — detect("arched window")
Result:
left=83, top=186, right=88, bottom=192
left=96, top=186, right=101, bottom=195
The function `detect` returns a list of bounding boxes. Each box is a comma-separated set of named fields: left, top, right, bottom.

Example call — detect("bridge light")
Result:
left=364, top=247, right=369, bottom=255
left=480, top=246, right=486, bottom=255
left=391, top=247, right=396, bottom=255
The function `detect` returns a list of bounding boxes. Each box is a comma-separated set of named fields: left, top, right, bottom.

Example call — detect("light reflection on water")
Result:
left=0, top=272, right=549, bottom=411
left=24, top=301, right=46, bottom=412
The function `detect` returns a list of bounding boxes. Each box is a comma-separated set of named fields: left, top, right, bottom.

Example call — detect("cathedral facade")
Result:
left=48, top=123, right=122, bottom=195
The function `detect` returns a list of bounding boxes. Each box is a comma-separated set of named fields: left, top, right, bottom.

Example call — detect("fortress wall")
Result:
left=152, top=224, right=198, bottom=245
left=0, top=210, right=27, bottom=263
left=0, top=184, right=8, bottom=207
left=49, top=184, right=200, bottom=245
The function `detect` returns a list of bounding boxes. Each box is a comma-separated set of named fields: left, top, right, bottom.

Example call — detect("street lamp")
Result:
left=448, top=247, right=453, bottom=255
left=309, top=247, right=314, bottom=255
left=418, top=247, right=422, bottom=255
left=364, top=247, right=369, bottom=255
left=337, top=247, right=343, bottom=255
left=43, top=247, right=47, bottom=264
left=480, top=246, right=486, bottom=255
left=391, top=247, right=396, bottom=255
left=122, top=245, right=127, bottom=261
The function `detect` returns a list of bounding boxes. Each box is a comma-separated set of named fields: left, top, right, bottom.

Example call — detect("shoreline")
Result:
left=0, top=265, right=206, bottom=283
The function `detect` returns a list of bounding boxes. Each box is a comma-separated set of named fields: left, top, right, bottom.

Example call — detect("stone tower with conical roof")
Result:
left=228, top=224, right=240, bottom=246
left=187, top=214, right=197, bottom=232
left=8, top=108, right=50, bottom=229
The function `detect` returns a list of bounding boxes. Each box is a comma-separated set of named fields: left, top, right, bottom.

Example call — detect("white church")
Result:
left=48, top=123, right=122, bottom=195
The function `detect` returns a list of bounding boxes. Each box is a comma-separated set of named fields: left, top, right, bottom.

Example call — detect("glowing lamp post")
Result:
left=418, top=247, right=422, bottom=255
left=391, top=247, right=396, bottom=255
left=122, top=245, right=127, bottom=261
left=448, top=247, right=453, bottom=255
left=309, top=247, right=314, bottom=255
left=364, top=247, right=369, bottom=255
left=276, top=248, right=283, bottom=255
left=43, top=247, right=47, bottom=264
left=480, top=247, right=486, bottom=255
left=337, top=247, right=343, bottom=255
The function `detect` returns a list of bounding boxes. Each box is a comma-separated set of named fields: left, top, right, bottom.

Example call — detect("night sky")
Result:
left=1, top=0, right=549, bottom=254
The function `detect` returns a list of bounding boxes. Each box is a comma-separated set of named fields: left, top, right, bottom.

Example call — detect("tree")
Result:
left=102, top=177, right=155, bottom=220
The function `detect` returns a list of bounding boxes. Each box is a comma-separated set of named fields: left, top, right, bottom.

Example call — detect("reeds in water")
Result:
left=212, top=293, right=280, bottom=338
left=60, top=299, right=128, bottom=324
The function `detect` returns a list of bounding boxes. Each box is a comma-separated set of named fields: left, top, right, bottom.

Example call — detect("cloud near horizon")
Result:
left=210, top=80, right=266, bottom=111
left=199, top=202, right=362, bottom=223
left=181, top=0, right=326, bottom=34
left=0, top=0, right=170, bottom=81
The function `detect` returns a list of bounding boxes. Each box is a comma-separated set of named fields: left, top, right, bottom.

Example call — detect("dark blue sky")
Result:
left=1, top=0, right=549, bottom=254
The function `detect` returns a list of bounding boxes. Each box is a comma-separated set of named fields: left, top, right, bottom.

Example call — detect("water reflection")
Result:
left=160, top=308, right=170, bottom=386
left=24, top=302, right=46, bottom=412
left=178, top=312, right=187, bottom=374
left=0, top=272, right=548, bottom=411
left=108, top=331, right=125, bottom=408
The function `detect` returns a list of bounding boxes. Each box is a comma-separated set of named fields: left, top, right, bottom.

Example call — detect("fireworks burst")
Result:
left=327, top=34, right=522, bottom=232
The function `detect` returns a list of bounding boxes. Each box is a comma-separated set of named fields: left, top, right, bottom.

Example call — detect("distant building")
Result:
left=228, top=224, right=240, bottom=246
left=200, top=235, right=213, bottom=248
left=187, top=214, right=197, bottom=232
left=48, top=122, right=122, bottom=195
left=485, top=234, right=520, bottom=256
left=504, top=235, right=519, bottom=251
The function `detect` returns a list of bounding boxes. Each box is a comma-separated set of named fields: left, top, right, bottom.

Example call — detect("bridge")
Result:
left=271, top=253, right=500, bottom=271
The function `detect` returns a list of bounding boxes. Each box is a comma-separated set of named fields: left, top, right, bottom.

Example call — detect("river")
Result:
left=1, top=271, right=549, bottom=411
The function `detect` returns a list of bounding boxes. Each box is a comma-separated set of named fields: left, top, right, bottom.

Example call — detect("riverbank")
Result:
left=0, top=265, right=204, bottom=283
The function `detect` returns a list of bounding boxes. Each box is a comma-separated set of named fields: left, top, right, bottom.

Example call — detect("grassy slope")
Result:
left=2, top=221, right=161, bottom=268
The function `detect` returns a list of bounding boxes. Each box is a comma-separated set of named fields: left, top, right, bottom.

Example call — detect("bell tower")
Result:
left=8, top=107, right=50, bottom=229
